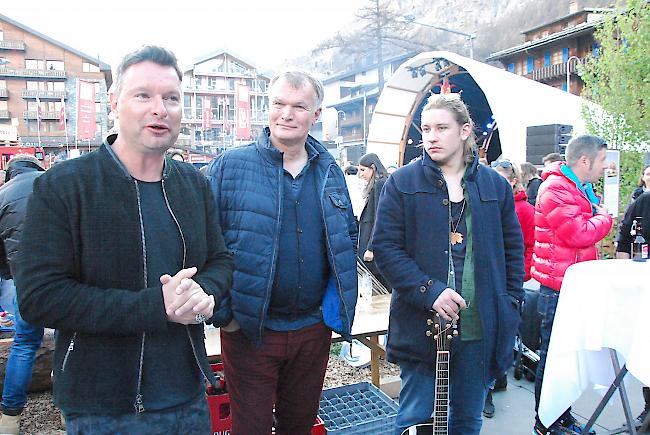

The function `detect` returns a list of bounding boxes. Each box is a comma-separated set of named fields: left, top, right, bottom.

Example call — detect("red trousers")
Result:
left=220, top=322, right=332, bottom=435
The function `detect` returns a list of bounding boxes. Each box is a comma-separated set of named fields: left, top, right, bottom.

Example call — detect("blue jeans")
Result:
left=64, top=393, right=212, bottom=435
left=394, top=339, right=489, bottom=435
left=1, top=295, right=44, bottom=415
left=534, top=285, right=571, bottom=425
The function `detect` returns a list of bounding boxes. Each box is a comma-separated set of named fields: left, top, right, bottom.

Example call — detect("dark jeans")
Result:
left=220, top=321, right=331, bottom=435
left=1, top=294, right=44, bottom=415
left=394, top=339, right=489, bottom=435
left=534, top=285, right=571, bottom=426
left=64, top=393, right=211, bottom=435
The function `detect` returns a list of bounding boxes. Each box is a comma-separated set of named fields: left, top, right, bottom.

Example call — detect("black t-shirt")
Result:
left=137, top=180, right=203, bottom=411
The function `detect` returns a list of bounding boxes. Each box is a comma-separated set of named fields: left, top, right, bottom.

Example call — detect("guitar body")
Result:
left=400, top=313, right=456, bottom=435
left=401, top=419, right=434, bottom=435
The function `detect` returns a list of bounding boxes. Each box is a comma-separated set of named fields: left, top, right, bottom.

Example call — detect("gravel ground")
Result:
left=19, top=353, right=398, bottom=434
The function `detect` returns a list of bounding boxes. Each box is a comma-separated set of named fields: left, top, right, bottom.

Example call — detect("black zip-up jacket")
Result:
left=0, top=162, right=44, bottom=279
left=14, top=140, right=233, bottom=415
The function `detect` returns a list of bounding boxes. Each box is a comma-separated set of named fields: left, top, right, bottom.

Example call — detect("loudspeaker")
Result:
left=525, top=124, right=572, bottom=165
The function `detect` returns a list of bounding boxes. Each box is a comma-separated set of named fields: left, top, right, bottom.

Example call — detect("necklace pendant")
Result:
left=450, top=231, right=464, bottom=245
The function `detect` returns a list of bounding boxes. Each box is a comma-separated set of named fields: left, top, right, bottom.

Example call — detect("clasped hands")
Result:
left=161, top=267, right=215, bottom=325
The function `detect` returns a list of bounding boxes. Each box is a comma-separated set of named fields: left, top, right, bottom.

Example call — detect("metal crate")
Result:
left=319, top=381, right=399, bottom=434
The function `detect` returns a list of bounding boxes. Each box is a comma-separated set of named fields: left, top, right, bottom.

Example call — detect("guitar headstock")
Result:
left=426, top=312, right=458, bottom=351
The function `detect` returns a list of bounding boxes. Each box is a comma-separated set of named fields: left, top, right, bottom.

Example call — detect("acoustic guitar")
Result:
left=401, top=313, right=457, bottom=435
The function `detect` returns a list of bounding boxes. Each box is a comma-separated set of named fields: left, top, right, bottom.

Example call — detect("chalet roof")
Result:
left=185, top=49, right=263, bottom=76
left=522, top=8, right=613, bottom=34
left=486, top=19, right=599, bottom=62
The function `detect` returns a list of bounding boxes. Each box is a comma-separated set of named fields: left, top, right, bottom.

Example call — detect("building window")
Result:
left=0, top=80, right=5, bottom=90
left=46, top=60, right=64, bottom=71
left=195, top=97, right=203, bottom=116
left=27, top=81, right=42, bottom=91
left=592, top=43, right=600, bottom=58
left=507, top=63, right=515, bottom=73
left=227, top=95, right=235, bottom=120
left=50, top=81, right=65, bottom=91
left=562, top=48, right=569, bottom=63
left=83, top=62, right=100, bottom=73
left=183, top=95, right=192, bottom=119
left=552, top=50, right=563, bottom=65
left=228, top=61, right=248, bottom=75
left=544, top=52, right=551, bottom=67
left=526, top=56, right=534, bottom=74
left=25, top=59, right=45, bottom=70
left=0, top=30, right=3, bottom=41
left=515, top=62, right=522, bottom=75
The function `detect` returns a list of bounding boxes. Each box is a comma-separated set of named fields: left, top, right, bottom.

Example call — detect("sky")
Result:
left=3, top=0, right=367, bottom=73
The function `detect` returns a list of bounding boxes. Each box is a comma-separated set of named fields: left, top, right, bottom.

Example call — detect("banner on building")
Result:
left=59, top=97, right=66, bottom=131
left=77, top=80, right=96, bottom=140
left=202, top=98, right=212, bottom=130
left=235, top=84, right=251, bottom=140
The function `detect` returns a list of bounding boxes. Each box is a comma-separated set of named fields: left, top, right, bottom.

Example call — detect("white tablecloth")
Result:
left=538, top=259, right=650, bottom=427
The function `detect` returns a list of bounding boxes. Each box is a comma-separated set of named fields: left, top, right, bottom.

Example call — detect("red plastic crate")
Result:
left=206, top=363, right=326, bottom=435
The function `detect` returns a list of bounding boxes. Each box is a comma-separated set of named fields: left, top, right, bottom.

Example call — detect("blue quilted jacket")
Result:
left=206, top=128, right=358, bottom=345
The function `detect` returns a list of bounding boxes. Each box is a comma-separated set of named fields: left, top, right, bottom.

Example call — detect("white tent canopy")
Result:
left=366, top=51, right=587, bottom=166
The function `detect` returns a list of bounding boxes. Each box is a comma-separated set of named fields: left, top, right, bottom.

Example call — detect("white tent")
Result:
left=366, top=51, right=587, bottom=166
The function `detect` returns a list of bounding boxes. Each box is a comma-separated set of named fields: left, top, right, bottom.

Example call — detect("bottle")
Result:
left=359, top=272, right=372, bottom=306
left=631, top=217, right=648, bottom=262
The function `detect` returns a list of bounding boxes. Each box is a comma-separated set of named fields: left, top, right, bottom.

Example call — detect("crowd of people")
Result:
left=0, top=44, right=646, bottom=435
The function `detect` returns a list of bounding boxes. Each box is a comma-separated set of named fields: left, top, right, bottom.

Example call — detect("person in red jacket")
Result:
left=492, top=160, right=535, bottom=280
left=532, top=135, right=613, bottom=435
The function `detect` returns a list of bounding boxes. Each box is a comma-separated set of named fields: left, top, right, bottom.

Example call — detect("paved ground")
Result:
left=481, top=368, right=646, bottom=434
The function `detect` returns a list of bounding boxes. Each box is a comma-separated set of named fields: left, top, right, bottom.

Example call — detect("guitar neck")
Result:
left=434, top=350, right=450, bottom=434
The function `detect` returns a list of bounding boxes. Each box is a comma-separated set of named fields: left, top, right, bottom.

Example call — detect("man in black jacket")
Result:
left=14, top=46, right=232, bottom=435
left=0, top=155, right=45, bottom=435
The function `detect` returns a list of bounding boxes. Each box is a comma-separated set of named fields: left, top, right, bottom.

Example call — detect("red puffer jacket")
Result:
left=514, top=190, right=535, bottom=281
left=531, top=163, right=613, bottom=291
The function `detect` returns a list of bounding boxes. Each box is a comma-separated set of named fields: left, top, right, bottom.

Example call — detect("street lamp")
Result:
left=404, top=14, right=476, bottom=59
left=566, top=55, right=581, bottom=94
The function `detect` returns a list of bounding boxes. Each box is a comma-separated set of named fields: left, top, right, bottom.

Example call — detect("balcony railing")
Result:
left=21, top=89, right=67, bottom=100
left=530, top=58, right=583, bottom=81
left=0, top=89, right=7, bottom=98
left=341, top=132, right=364, bottom=142
left=23, top=110, right=61, bottom=120
left=339, top=114, right=363, bottom=128
left=0, top=110, right=9, bottom=119
left=0, top=40, right=26, bottom=50
left=0, top=67, right=66, bottom=79
left=183, top=85, right=235, bottom=94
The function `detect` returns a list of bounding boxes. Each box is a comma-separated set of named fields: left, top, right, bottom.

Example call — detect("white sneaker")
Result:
left=0, top=413, right=20, bottom=435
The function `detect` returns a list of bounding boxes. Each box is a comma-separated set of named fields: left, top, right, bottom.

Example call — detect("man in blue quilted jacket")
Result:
left=206, top=70, right=358, bottom=435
